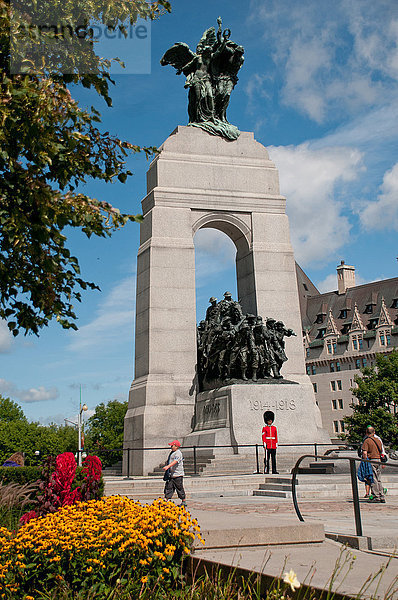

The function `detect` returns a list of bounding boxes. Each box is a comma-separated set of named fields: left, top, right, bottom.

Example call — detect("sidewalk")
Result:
left=187, top=494, right=398, bottom=549
left=186, top=496, right=398, bottom=599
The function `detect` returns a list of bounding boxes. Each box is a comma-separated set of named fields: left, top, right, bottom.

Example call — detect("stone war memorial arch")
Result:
left=123, top=18, right=329, bottom=475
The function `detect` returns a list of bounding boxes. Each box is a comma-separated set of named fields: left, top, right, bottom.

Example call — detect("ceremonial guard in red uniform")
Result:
left=262, top=410, right=278, bottom=474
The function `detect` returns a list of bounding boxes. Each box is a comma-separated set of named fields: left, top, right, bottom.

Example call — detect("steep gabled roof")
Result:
left=298, top=272, right=398, bottom=341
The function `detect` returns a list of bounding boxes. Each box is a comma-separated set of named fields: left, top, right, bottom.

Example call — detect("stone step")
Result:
left=253, top=490, right=287, bottom=498
left=104, top=474, right=398, bottom=501
left=194, top=520, right=325, bottom=549
left=258, top=483, right=291, bottom=491
left=298, top=467, right=334, bottom=474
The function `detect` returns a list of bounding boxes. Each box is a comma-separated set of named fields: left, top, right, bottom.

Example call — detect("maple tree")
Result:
left=0, top=0, right=171, bottom=335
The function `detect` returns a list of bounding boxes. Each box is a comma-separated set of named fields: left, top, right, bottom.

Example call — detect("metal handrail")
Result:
left=94, top=442, right=350, bottom=478
left=291, top=454, right=398, bottom=538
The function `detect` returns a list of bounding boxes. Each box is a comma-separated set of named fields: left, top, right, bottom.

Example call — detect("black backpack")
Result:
left=357, top=436, right=367, bottom=458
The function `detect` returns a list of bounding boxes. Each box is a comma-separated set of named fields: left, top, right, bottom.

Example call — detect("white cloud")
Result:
left=194, top=229, right=237, bottom=288
left=0, top=378, right=58, bottom=403
left=316, top=273, right=339, bottom=294
left=316, top=271, right=369, bottom=294
left=269, top=143, right=363, bottom=265
left=68, top=275, right=135, bottom=352
left=18, top=386, right=58, bottom=403
left=360, top=162, right=398, bottom=230
left=0, top=320, right=13, bottom=353
left=248, top=0, right=398, bottom=123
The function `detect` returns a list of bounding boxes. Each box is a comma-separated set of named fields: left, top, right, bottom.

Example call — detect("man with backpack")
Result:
left=163, top=440, right=187, bottom=507
left=362, top=426, right=386, bottom=503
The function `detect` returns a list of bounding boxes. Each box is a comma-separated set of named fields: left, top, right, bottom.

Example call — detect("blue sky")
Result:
left=1, top=0, right=398, bottom=424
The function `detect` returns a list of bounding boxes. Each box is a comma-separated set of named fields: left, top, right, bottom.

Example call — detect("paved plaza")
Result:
left=105, top=474, right=398, bottom=597
left=188, top=494, right=398, bottom=598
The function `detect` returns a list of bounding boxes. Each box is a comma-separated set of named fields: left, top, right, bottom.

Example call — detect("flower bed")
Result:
left=0, top=496, right=203, bottom=598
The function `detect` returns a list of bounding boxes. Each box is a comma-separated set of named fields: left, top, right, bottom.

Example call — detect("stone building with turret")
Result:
left=297, top=261, right=398, bottom=441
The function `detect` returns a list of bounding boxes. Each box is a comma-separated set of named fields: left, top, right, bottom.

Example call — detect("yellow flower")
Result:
left=141, top=576, right=148, bottom=583
left=283, top=569, right=300, bottom=591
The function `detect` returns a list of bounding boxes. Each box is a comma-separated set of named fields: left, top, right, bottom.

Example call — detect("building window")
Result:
left=339, top=309, right=347, bottom=319
left=336, top=361, right=341, bottom=372
left=306, top=366, right=310, bottom=375
left=392, top=298, right=398, bottom=309
left=362, top=358, right=367, bottom=368
left=338, top=399, right=343, bottom=409
left=333, top=421, right=339, bottom=433
left=380, top=329, right=391, bottom=346
left=312, top=365, right=316, bottom=375
left=313, top=383, right=318, bottom=393
left=332, top=399, right=337, bottom=410
left=379, top=330, right=391, bottom=346
left=368, top=318, right=378, bottom=330
left=315, top=314, right=324, bottom=324
left=316, top=328, right=326, bottom=338
left=355, top=359, right=361, bottom=369
left=340, top=421, right=345, bottom=432
left=306, top=348, right=310, bottom=357
left=330, top=363, right=335, bottom=372
left=331, top=381, right=336, bottom=391
left=352, top=335, right=363, bottom=350
left=337, top=380, right=342, bottom=390
left=364, top=304, right=374, bottom=314
left=327, top=339, right=337, bottom=354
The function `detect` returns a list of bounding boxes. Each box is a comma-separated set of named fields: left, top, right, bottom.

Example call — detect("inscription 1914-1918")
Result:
left=249, top=399, right=296, bottom=411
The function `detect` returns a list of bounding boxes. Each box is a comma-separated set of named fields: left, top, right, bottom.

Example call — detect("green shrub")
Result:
left=0, top=467, right=41, bottom=486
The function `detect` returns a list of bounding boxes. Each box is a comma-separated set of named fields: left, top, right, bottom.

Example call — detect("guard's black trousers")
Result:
left=164, top=476, right=186, bottom=500
left=264, top=449, right=277, bottom=474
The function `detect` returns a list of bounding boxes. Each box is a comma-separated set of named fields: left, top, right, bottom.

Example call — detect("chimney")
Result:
left=337, top=260, right=355, bottom=295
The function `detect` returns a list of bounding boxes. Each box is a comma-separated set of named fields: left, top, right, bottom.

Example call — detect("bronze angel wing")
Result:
left=160, top=43, right=196, bottom=74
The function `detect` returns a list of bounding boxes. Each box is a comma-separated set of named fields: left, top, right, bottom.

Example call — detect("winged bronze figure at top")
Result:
left=160, top=17, right=244, bottom=141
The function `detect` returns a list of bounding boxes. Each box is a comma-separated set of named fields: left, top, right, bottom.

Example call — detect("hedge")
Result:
left=0, top=466, right=104, bottom=496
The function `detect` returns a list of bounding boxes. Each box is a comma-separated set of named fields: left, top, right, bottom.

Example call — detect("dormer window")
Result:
left=327, top=339, right=337, bottom=354
left=364, top=304, right=374, bottom=314
left=315, top=313, right=324, bottom=324
left=380, top=330, right=391, bottom=346
left=316, top=328, right=326, bottom=339
left=352, top=334, right=363, bottom=350
left=339, top=309, right=347, bottom=319
left=341, top=323, right=351, bottom=335
left=392, top=298, right=398, bottom=309
left=367, top=318, right=379, bottom=330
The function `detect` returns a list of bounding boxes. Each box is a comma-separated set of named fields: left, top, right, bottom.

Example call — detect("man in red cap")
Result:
left=163, top=440, right=186, bottom=507
left=262, top=411, right=279, bottom=474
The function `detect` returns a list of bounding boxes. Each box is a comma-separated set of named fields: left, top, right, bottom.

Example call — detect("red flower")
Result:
left=82, top=455, right=102, bottom=482
left=20, top=510, right=37, bottom=524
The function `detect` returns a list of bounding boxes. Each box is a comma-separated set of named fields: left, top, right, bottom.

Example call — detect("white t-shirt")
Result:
left=168, top=449, right=184, bottom=477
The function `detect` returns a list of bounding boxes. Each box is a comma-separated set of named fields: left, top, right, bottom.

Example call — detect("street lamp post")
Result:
left=78, top=386, right=88, bottom=467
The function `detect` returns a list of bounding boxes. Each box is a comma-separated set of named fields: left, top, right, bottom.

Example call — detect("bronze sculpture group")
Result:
left=197, top=292, right=296, bottom=390
left=160, top=17, right=244, bottom=140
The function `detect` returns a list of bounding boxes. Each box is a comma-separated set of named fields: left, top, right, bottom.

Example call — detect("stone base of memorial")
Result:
left=183, top=378, right=330, bottom=454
